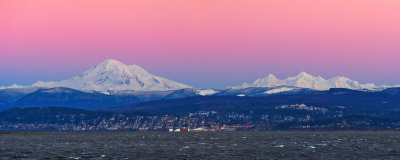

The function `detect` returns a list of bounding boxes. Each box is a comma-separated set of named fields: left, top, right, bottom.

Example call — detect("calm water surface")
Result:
left=0, top=131, right=399, bottom=159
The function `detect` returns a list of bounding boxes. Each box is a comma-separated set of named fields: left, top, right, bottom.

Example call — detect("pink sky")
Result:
left=1, top=0, right=400, bottom=88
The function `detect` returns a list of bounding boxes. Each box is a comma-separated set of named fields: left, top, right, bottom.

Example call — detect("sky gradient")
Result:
left=1, top=0, right=400, bottom=89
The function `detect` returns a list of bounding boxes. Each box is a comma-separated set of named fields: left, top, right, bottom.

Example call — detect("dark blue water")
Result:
left=1, top=131, right=399, bottom=159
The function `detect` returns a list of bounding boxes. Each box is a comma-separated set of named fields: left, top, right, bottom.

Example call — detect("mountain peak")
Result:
left=97, top=59, right=128, bottom=69
left=250, top=73, right=283, bottom=87
left=89, top=59, right=149, bottom=76
left=267, top=74, right=277, bottom=79
left=296, top=72, right=313, bottom=78
left=102, top=59, right=124, bottom=65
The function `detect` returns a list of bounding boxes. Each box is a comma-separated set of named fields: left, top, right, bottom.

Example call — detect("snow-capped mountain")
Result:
left=32, top=59, right=192, bottom=92
left=229, top=72, right=378, bottom=90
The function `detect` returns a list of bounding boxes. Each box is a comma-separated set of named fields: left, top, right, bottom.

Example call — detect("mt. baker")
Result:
left=32, top=59, right=192, bottom=92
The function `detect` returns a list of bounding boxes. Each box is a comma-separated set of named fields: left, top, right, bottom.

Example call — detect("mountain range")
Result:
left=228, top=72, right=378, bottom=91
left=1, top=59, right=400, bottom=111
left=2, top=59, right=397, bottom=92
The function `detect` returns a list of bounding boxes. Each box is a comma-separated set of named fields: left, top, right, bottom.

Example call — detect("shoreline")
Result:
left=1, top=130, right=400, bottom=135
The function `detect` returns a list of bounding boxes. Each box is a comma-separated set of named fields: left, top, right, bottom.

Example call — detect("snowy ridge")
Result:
left=229, top=72, right=380, bottom=91
left=32, top=59, right=192, bottom=92
left=0, top=84, right=25, bottom=89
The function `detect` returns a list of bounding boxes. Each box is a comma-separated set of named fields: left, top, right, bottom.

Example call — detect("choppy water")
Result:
left=0, top=131, right=399, bottom=159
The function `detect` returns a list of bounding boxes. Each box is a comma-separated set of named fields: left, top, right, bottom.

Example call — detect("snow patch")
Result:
left=265, top=87, right=294, bottom=94
left=197, top=89, right=219, bottom=96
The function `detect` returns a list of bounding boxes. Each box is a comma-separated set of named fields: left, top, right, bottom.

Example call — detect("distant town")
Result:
left=1, top=104, right=399, bottom=132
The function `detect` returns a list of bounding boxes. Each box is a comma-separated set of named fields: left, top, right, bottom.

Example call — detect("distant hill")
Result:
left=0, top=87, right=201, bottom=111
left=110, top=88, right=400, bottom=113
left=2, top=86, right=400, bottom=112
left=10, top=87, right=140, bottom=110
